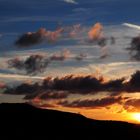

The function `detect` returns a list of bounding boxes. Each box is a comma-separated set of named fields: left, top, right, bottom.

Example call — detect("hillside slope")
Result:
left=0, top=103, right=140, bottom=139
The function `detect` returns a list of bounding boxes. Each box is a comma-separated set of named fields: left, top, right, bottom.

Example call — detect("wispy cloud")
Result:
left=63, top=0, right=78, bottom=4
left=58, top=96, right=126, bottom=108
left=123, top=23, right=140, bottom=30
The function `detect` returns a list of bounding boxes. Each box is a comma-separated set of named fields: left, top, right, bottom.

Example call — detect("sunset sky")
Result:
left=1, top=0, right=140, bottom=123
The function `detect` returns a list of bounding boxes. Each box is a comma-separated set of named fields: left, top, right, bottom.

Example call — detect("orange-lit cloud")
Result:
left=124, top=99, right=140, bottom=112
left=15, top=27, right=63, bottom=47
left=88, top=23, right=103, bottom=41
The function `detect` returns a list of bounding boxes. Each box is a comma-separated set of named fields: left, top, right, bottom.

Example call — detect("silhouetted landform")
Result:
left=0, top=103, right=140, bottom=139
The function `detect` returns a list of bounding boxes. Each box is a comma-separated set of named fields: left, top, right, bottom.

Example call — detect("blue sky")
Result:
left=1, top=0, right=140, bottom=33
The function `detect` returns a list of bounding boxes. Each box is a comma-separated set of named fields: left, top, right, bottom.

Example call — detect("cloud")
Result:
left=3, top=70, right=140, bottom=112
left=0, top=82, right=6, bottom=89
left=129, top=71, right=140, bottom=87
left=50, top=49, right=71, bottom=61
left=24, top=90, right=69, bottom=100
left=4, top=70, right=140, bottom=101
left=123, top=23, right=140, bottom=30
left=7, top=54, right=50, bottom=75
left=15, top=27, right=63, bottom=47
left=7, top=50, right=71, bottom=75
left=124, top=98, right=140, bottom=112
left=58, top=96, right=125, bottom=108
left=88, top=23, right=104, bottom=41
left=43, top=75, right=104, bottom=92
left=4, top=81, right=69, bottom=100
left=63, top=0, right=78, bottom=4
left=38, top=91, right=69, bottom=100
left=128, top=35, right=140, bottom=61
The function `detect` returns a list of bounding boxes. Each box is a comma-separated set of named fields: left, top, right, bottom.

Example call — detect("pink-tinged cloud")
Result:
left=0, top=82, right=6, bottom=89
left=15, top=27, right=63, bottom=47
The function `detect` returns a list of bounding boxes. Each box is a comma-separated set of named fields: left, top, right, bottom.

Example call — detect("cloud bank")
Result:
left=4, top=70, right=140, bottom=98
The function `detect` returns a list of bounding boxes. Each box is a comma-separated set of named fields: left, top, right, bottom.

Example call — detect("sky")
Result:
left=1, top=0, right=140, bottom=123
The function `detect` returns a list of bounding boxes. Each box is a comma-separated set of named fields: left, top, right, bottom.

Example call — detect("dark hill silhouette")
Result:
left=1, top=103, right=140, bottom=139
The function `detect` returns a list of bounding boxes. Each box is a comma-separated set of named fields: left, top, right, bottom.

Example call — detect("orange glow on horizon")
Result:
left=131, top=113, right=140, bottom=123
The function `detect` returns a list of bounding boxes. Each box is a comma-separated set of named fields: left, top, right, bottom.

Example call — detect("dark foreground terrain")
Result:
left=0, top=103, right=140, bottom=139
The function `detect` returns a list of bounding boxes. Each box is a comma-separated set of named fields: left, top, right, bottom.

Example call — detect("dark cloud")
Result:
left=7, top=49, right=71, bottom=75
left=58, top=96, right=125, bottom=108
left=24, top=90, right=68, bottom=100
left=129, top=71, right=140, bottom=88
left=5, top=82, right=68, bottom=100
left=8, top=54, right=50, bottom=75
left=128, top=35, right=140, bottom=61
left=104, top=78, right=125, bottom=91
left=4, top=70, right=140, bottom=100
left=43, top=75, right=104, bottom=91
left=125, top=71, right=140, bottom=92
left=36, top=90, right=68, bottom=100
left=15, top=28, right=63, bottom=47
left=5, top=82, right=41, bottom=95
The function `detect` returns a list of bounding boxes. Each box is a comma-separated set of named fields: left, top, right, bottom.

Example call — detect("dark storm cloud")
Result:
left=15, top=28, right=63, bottom=47
left=58, top=96, right=125, bottom=108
